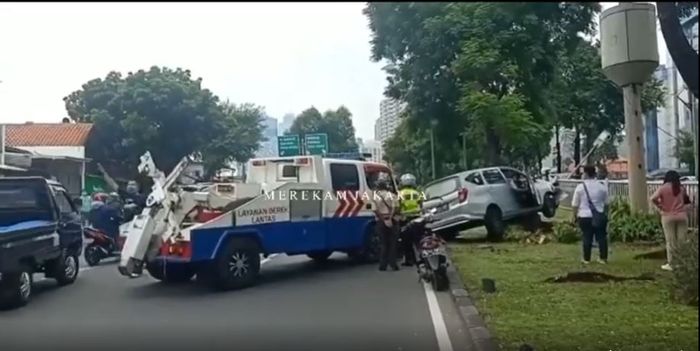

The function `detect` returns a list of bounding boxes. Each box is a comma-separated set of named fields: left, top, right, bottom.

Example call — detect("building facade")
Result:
left=374, top=98, right=405, bottom=143
left=278, top=113, right=295, bottom=136
left=358, top=139, right=384, bottom=164
left=255, top=116, right=279, bottom=158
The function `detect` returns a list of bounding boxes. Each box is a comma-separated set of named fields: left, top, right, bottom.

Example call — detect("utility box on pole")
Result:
left=601, top=2, right=659, bottom=213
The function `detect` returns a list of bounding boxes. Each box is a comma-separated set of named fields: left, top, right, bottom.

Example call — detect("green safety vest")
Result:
left=400, top=187, right=422, bottom=216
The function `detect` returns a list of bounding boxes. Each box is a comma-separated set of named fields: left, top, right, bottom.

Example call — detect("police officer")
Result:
left=372, top=173, right=400, bottom=271
left=399, top=173, right=422, bottom=266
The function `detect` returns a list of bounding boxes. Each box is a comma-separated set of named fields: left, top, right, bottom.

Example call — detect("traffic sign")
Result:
left=304, top=133, right=329, bottom=155
left=278, top=135, right=301, bottom=157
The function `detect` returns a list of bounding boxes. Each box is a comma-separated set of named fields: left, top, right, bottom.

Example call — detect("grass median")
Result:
left=449, top=224, right=699, bottom=351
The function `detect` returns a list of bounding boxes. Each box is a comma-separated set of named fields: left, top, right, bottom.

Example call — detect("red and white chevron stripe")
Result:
left=333, top=191, right=365, bottom=218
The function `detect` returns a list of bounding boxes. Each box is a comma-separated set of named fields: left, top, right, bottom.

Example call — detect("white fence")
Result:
left=557, top=179, right=698, bottom=229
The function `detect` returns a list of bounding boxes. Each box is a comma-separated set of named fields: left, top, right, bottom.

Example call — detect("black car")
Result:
left=0, top=177, right=83, bottom=309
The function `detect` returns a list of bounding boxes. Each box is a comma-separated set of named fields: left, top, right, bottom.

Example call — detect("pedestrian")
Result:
left=650, top=170, right=692, bottom=271
left=571, top=165, right=610, bottom=265
left=372, top=173, right=400, bottom=271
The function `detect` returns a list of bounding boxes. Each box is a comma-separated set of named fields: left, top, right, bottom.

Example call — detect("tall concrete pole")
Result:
left=623, top=84, right=649, bottom=213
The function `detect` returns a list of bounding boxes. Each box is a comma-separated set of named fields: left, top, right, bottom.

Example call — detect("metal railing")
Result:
left=557, top=179, right=698, bottom=228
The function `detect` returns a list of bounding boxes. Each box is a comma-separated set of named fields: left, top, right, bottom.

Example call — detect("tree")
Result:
left=201, top=101, right=265, bottom=173
left=64, top=66, right=263, bottom=174
left=675, top=130, right=696, bottom=172
left=658, top=2, right=698, bottom=99
left=365, top=3, right=600, bottom=173
left=288, top=106, right=359, bottom=153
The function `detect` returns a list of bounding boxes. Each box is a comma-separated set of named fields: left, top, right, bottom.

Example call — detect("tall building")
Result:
left=374, top=98, right=405, bottom=143
left=358, top=139, right=384, bottom=164
left=278, top=113, right=295, bottom=136
left=255, top=116, right=279, bottom=158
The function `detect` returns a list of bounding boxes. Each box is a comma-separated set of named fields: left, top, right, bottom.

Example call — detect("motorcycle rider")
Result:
left=398, top=173, right=422, bottom=266
left=90, top=192, right=122, bottom=250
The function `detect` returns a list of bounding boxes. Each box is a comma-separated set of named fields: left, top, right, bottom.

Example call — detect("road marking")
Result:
left=423, top=281, right=454, bottom=351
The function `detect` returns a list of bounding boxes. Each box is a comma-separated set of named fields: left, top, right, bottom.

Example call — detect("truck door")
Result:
left=51, top=187, right=82, bottom=253
left=324, top=162, right=366, bottom=249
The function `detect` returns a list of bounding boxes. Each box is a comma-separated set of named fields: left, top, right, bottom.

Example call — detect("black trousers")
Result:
left=378, top=221, right=398, bottom=269
left=400, top=219, right=418, bottom=264
left=578, top=217, right=608, bottom=261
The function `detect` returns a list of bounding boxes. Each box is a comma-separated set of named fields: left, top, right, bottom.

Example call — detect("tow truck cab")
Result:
left=150, top=155, right=398, bottom=289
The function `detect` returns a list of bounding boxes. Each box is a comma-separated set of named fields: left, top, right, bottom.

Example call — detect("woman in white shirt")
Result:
left=571, top=165, right=610, bottom=264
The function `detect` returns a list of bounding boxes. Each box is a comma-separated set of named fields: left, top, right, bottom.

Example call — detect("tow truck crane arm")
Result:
left=117, top=151, right=238, bottom=278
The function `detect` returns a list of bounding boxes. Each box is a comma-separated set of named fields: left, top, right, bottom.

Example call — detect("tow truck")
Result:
left=118, top=151, right=395, bottom=290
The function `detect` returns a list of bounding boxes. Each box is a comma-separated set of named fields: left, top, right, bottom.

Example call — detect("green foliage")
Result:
left=64, top=66, right=263, bottom=174
left=671, top=229, right=699, bottom=306
left=201, top=101, right=265, bottom=172
left=288, top=106, right=359, bottom=154
left=608, top=198, right=664, bottom=243
left=553, top=221, right=581, bottom=244
left=382, top=117, right=432, bottom=184
left=675, top=130, right=696, bottom=172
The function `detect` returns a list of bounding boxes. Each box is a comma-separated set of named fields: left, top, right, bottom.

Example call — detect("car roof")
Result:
left=424, top=166, right=521, bottom=187
left=0, top=176, right=64, bottom=188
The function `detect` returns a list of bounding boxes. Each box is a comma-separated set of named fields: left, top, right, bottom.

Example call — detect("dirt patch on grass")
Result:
left=545, top=271, right=655, bottom=283
left=633, top=249, right=667, bottom=260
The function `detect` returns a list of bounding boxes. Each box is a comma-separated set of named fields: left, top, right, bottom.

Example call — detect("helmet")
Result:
left=399, top=173, right=417, bottom=187
left=92, top=192, right=109, bottom=203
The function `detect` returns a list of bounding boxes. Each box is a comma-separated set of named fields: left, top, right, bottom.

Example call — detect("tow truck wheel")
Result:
left=146, top=261, right=195, bottom=283
left=205, top=238, right=261, bottom=291
left=307, top=251, right=332, bottom=262
left=0, top=266, right=32, bottom=309
left=349, top=225, right=381, bottom=263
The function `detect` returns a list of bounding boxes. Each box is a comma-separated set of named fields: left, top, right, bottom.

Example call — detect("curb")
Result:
left=446, top=248, right=498, bottom=351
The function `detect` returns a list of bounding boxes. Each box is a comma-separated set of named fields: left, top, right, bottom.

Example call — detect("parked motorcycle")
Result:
left=83, top=227, right=125, bottom=266
left=402, top=209, right=450, bottom=291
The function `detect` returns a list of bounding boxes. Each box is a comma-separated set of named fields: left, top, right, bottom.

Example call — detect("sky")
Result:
left=0, top=2, right=672, bottom=142
left=0, top=2, right=387, bottom=140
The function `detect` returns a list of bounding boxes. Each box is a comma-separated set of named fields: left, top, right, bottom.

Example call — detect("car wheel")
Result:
left=146, top=261, right=196, bottom=283
left=485, top=206, right=506, bottom=242
left=51, top=249, right=80, bottom=286
left=542, top=192, right=557, bottom=218
left=349, top=224, right=381, bottom=263
left=205, top=238, right=261, bottom=291
left=307, top=251, right=333, bottom=263
left=84, top=244, right=102, bottom=267
left=0, top=266, right=33, bottom=309
left=522, top=212, right=542, bottom=233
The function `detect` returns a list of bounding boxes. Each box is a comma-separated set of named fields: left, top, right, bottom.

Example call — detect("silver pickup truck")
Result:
left=421, top=167, right=559, bottom=242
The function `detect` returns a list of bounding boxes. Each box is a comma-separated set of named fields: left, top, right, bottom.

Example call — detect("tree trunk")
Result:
left=485, top=129, right=502, bottom=166
left=555, top=125, right=562, bottom=173
left=573, top=127, right=581, bottom=168
left=658, top=2, right=699, bottom=99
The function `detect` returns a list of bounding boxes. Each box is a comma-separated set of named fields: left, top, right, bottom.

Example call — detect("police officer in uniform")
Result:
left=372, top=174, right=400, bottom=271
left=399, top=173, right=422, bottom=266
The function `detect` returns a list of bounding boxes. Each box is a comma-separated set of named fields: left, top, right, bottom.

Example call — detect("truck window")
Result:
left=500, top=168, right=515, bottom=179
left=365, top=170, right=396, bottom=193
left=54, top=190, right=75, bottom=215
left=482, top=170, right=506, bottom=184
left=465, top=172, right=485, bottom=185
left=280, top=165, right=298, bottom=179
left=423, top=177, right=459, bottom=200
left=330, top=164, right=360, bottom=192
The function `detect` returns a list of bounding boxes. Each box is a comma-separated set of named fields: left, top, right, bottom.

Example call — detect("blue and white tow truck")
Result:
left=118, top=152, right=396, bottom=290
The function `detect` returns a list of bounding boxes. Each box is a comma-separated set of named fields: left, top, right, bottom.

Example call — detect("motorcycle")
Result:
left=402, top=209, right=450, bottom=291
left=83, top=227, right=125, bottom=266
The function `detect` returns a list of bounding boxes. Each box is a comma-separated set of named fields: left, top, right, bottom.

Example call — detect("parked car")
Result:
left=0, top=177, right=83, bottom=309
left=420, top=167, right=559, bottom=242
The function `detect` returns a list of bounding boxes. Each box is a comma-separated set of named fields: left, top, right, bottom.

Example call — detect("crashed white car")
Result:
left=421, top=167, right=559, bottom=242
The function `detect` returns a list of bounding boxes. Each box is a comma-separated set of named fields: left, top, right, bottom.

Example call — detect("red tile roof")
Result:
left=5, top=123, right=94, bottom=147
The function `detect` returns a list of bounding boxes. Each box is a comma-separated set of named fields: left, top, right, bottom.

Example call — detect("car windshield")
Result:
left=423, top=177, right=459, bottom=200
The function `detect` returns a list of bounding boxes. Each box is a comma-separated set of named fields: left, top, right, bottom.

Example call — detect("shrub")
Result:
left=553, top=221, right=580, bottom=244
left=608, top=198, right=664, bottom=243
left=671, top=230, right=698, bottom=306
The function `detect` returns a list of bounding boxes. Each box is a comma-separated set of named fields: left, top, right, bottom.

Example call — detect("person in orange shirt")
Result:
left=650, top=170, right=692, bottom=271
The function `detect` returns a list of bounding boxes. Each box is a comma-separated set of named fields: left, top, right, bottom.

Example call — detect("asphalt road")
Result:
left=1, top=253, right=474, bottom=351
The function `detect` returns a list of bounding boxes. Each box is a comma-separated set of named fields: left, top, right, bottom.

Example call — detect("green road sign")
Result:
left=278, top=135, right=301, bottom=157
left=304, top=133, right=329, bottom=155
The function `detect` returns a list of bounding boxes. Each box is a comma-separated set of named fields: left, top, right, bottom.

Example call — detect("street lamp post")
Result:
left=430, top=119, right=438, bottom=180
